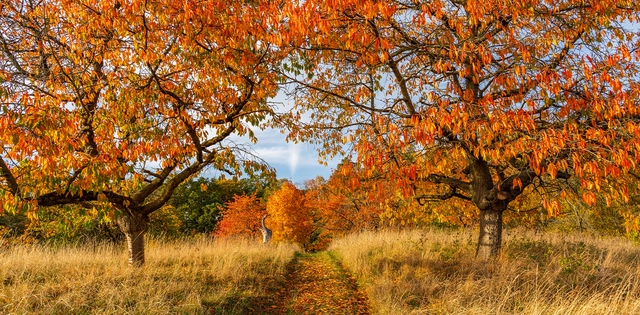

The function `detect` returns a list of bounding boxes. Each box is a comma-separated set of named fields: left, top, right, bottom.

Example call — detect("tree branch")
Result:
left=140, top=151, right=216, bottom=214
left=131, top=163, right=176, bottom=204
left=0, top=156, right=20, bottom=197
left=424, top=174, right=472, bottom=195
left=416, top=186, right=471, bottom=205
left=35, top=190, right=135, bottom=209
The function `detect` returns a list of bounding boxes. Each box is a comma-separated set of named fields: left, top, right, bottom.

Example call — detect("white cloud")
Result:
left=201, top=92, right=344, bottom=181
left=228, top=128, right=339, bottom=181
left=288, top=142, right=300, bottom=178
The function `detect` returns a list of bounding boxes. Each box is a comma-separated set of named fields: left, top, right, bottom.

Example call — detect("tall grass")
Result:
left=0, top=236, right=298, bottom=314
left=4, top=229, right=640, bottom=314
left=330, top=229, right=640, bottom=315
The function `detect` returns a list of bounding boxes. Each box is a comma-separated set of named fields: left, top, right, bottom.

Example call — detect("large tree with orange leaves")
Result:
left=0, top=0, right=284, bottom=265
left=282, top=0, right=640, bottom=258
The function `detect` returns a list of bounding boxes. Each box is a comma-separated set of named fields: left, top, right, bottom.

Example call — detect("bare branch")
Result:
left=424, top=174, right=472, bottom=195
left=0, top=156, right=21, bottom=196
left=36, top=190, right=135, bottom=209
left=416, top=186, right=471, bottom=205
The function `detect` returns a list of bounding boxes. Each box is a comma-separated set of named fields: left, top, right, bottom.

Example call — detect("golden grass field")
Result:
left=2, top=229, right=640, bottom=314
left=330, top=229, right=640, bottom=315
left=0, top=237, right=298, bottom=314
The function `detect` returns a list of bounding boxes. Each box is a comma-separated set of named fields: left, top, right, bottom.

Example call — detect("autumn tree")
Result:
left=313, top=162, right=387, bottom=232
left=305, top=176, right=354, bottom=235
left=168, top=177, right=265, bottom=235
left=302, top=172, right=388, bottom=249
left=215, top=194, right=266, bottom=238
left=282, top=0, right=640, bottom=259
left=0, top=0, right=284, bottom=265
left=266, top=182, right=315, bottom=248
left=313, top=159, right=474, bottom=232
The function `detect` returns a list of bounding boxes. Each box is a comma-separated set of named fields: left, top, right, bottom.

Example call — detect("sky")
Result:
left=199, top=129, right=338, bottom=184
left=200, top=93, right=343, bottom=184
left=247, top=127, right=340, bottom=184
left=238, top=91, right=346, bottom=184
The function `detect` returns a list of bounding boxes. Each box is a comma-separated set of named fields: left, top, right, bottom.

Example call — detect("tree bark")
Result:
left=117, top=213, right=148, bottom=267
left=476, top=204, right=505, bottom=260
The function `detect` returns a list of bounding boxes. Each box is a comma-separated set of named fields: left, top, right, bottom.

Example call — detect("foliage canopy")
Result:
left=281, top=0, right=640, bottom=257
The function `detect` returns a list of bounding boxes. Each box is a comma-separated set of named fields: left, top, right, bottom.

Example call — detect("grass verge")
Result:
left=329, top=229, right=640, bottom=315
left=0, top=236, right=297, bottom=314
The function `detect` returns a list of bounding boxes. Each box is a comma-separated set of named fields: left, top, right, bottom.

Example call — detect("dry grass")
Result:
left=0, top=236, right=298, bottom=314
left=329, top=229, right=640, bottom=315
left=4, top=229, right=640, bottom=315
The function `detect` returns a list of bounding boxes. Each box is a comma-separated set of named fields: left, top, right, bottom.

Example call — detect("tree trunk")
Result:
left=476, top=204, right=505, bottom=260
left=117, top=213, right=148, bottom=267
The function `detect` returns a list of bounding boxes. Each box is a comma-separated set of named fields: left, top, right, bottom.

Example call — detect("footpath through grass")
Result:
left=5, top=230, right=640, bottom=314
left=271, top=251, right=372, bottom=315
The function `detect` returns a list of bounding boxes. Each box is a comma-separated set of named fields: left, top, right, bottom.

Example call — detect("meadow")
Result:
left=330, top=229, right=640, bottom=315
left=2, top=229, right=640, bottom=314
left=0, top=237, right=297, bottom=314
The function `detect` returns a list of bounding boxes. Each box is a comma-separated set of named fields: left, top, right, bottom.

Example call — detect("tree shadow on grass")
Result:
left=201, top=262, right=294, bottom=315
left=202, top=292, right=282, bottom=315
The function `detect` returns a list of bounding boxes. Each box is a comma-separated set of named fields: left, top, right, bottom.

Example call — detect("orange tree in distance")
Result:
left=322, top=159, right=479, bottom=230
left=281, top=0, right=640, bottom=259
left=215, top=194, right=266, bottom=239
left=0, top=0, right=285, bottom=266
left=301, top=175, right=351, bottom=249
left=315, top=161, right=388, bottom=231
left=266, top=182, right=315, bottom=249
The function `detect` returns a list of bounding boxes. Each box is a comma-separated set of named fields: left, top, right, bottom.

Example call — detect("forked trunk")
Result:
left=260, top=215, right=272, bottom=244
left=117, top=213, right=148, bottom=267
left=476, top=204, right=505, bottom=260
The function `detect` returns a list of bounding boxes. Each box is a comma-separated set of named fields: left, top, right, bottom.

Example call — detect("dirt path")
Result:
left=271, top=251, right=372, bottom=315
